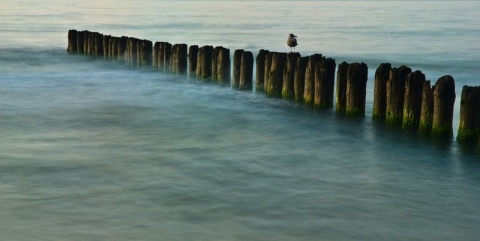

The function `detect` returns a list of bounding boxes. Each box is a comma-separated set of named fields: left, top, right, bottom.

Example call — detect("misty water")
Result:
left=1, top=1, right=480, bottom=240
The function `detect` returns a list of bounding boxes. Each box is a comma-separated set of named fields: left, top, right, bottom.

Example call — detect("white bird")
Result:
left=287, top=33, right=298, bottom=52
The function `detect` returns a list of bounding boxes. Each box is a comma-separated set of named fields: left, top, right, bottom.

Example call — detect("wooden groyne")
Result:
left=67, top=29, right=480, bottom=146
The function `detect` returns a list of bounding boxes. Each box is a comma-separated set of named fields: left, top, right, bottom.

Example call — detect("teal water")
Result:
left=1, top=1, right=480, bottom=240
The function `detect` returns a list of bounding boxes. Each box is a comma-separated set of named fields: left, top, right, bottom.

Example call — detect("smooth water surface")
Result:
left=1, top=1, right=480, bottom=240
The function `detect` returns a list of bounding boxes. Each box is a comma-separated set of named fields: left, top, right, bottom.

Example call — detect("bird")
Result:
left=287, top=33, right=298, bottom=52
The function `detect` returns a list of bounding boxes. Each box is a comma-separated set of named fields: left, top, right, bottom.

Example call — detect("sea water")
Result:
left=1, top=1, right=480, bottom=240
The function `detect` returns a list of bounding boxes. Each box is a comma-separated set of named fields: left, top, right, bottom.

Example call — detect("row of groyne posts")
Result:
left=67, top=30, right=480, bottom=144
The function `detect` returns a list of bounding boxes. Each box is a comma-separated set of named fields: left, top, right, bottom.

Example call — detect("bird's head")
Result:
left=290, top=33, right=297, bottom=38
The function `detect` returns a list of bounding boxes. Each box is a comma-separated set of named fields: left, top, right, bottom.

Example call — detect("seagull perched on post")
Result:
left=287, top=33, right=298, bottom=52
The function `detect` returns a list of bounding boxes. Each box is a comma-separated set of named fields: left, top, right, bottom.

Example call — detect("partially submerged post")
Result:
left=263, top=52, right=273, bottom=93
left=256, top=49, right=269, bottom=92
left=196, top=45, right=213, bottom=80
left=232, top=49, right=244, bottom=88
left=432, top=75, right=456, bottom=138
left=67, top=29, right=78, bottom=53
left=103, top=35, right=112, bottom=59
left=164, top=42, right=173, bottom=71
left=294, top=56, right=308, bottom=102
left=386, top=65, right=411, bottom=126
left=76, top=30, right=86, bottom=54
left=303, top=54, right=322, bottom=105
left=419, top=80, right=434, bottom=134
left=336, top=61, right=349, bottom=112
left=457, top=85, right=480, bottom=143
left=212, top=46, right=230, bottom=84
left=171, top=43, right=187, bottom=74
left=216, top=47, right=230, bottom=85
left=153, top=42, right=160, bottom=69
left=266, top=52, right=287, bottom=97
left=118, top=36, right=128, bottom=62
left=314, top=57, right=336, bottom=108
left=372, top=63, right=391, bottom=119
left=402, top=70, right=426, bottom=131
left=345, top=62, right=368, bottom=116
left=188, top=45, right=199, bottom=76
left=239, top=51, right=254, bottom=90
left=282, top=52, right=300, bottom=99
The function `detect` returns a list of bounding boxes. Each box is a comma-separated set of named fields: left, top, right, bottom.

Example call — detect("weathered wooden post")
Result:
left=256, top=49, right=269, bottom=92
left=164, top=42, right=172, bottom=71
left=118, top=36, right=127, bottom=61
left=196, top=45, right=213, bottom=80
left=314, top=57, right=336, bottom=108
left=386, top=65, right=411, bottom=125
left=214, top=47, right=230, bottom=85
left=158, top=42, right=166, bottom=70
left=372, top=63, right=391, bottom=119
left=76, top=30, right=86, bottom=54
left=142, top=40, right=153, bottom=67
left=345, top=62, right=368, bottom=116
left=189, top=45, right=198, bottom=76
left=67, top=29, right=78, bottom=53
left=402, top=70, right=426, bottom=130
left=419, top=81, right=434, bottom=134
left=457, top=85, right=480, bottom=143
left=432, top=75, right=456, bottom=138
left=282, top=52, right=300, bottom=99
left=239, top=51, right=254, bottom=90
left=153, top=42, right=160, bottom=69
left=294, top=56, right=308, bottom=102
left=83, top=31, right=91, bottom=55
left=336, top=61, right=349, bottom=112
left=233, top=49, right=244, bottom=88
left=93, top=32, right=104, bottom=57
left=266, top=52, right=287, bottom=97
left=263, top=52, right=273, bottom=93
left=303, top=54, right=322, bottom=105
left=103, top=35, right=110, bottom=59
left=110, top=37, right=119, bottom=60
left=170, top=43, right=187, bottom=74
left=176, top=43, right=188, bottom=74
left=127, top=37, right=138, bottom=66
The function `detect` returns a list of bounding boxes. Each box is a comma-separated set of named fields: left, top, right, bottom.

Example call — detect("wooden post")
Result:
left=67, top=29, right=77, bottom=53
left=83, top=31, right=90, bottom=55
left=127, top=37, right=138, bottom=66
left=386, top=65, right=411, bottom=125
left=419, top=80, right=434, bottom=134
left=282, top=52, right=300, bottom=99
left=76, top=30, right=85, bottom=54
left=189, top=45, right=198, bottom=76
left=432, top=75, right=456, bottom=138
left=294, top=56, right=308, bottom=103
left=345, top=62, right=368, bottom=116
left=457, top=86, right=480, bottom=143
left=233, top=49, right=244, bottom=88
left=137, top=39, right=151, bottom=67
left=110, top=37, right=119, bottom=60
left=158, top=42, right=166, bottom=70
left=153, top=42, right=160, bottom=69
left=303, top=54, right=322, bottom=105
left=256, top=49, right=268, bottom=92
left=336, top=61, right=349, bottom=112
left=214, top=47, right=230, bottom=85
left=103, top=35, right=111, bottom=59
left=164, top=42, right=172, bottom=72
left=314, top=57, right=336, bottom=108
left=118, top=36, right=127, bottom=62
left=176, top=44, right=188, bottom=74
left=372, top=63, right=391, bottom=119
left=94, top=32, right=103, bottom=57
left=239, top=51, right=254, bottom=90
left=266, top=52, right=287, bottom=97
left=402, top=70, right=426, bottom=130
left=263, top=52, right=273, bottom=93
left=196, top=45, right=213, bottom=80
left=170, top=44, right=178, bottom=73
